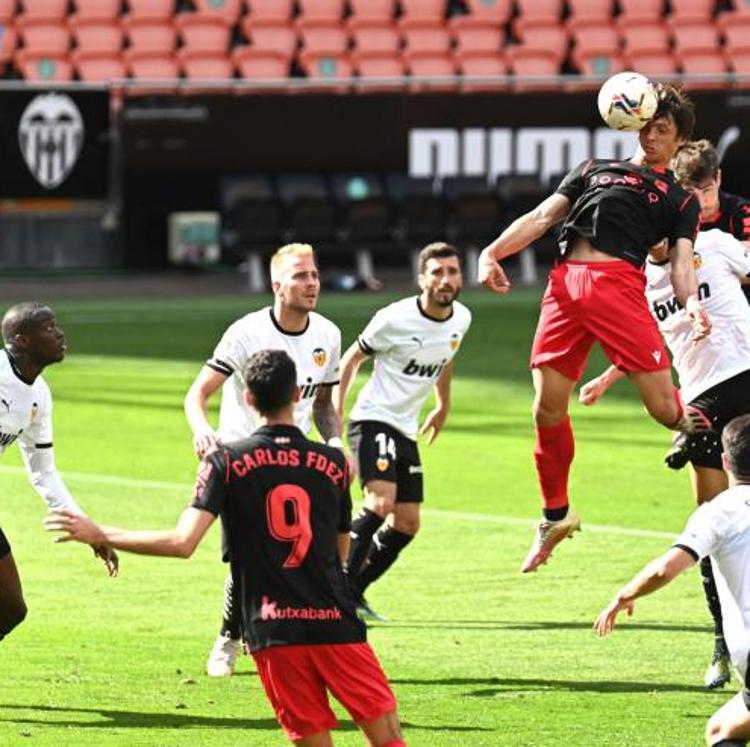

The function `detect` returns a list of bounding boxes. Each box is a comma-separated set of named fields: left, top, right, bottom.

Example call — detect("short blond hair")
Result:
left=270, top=243, right=316, bottom=283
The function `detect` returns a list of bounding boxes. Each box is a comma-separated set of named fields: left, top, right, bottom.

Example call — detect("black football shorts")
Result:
left=347, top=420, right=423, bottom=503
left=0, top=527, right=11, bottom=560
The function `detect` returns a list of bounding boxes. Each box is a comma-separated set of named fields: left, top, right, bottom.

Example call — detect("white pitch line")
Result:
left=0, top=464, right=676, bottom=541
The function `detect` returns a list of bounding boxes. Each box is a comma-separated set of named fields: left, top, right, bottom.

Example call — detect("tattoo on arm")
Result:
left=313, top=385, right=339, bottom=441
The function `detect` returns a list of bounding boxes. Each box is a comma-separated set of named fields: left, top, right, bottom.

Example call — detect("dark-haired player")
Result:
left=478, top=83, right=711, bottom=574
left=48, top=349, right=405, bottom=747
left=594, top=414, right=750, bottom=747
left=335, top=242, right=471, bottom=619
left=0, top=302, right=117, bottom=642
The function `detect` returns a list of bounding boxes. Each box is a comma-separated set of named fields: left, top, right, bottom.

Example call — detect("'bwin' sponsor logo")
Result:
left=0, top=430, right=18, bottom=447
left=402, top=358, right=448, bottom=378
left=652, top=282, right=710, bottom=322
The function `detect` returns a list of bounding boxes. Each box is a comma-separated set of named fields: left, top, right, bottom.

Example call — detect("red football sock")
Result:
left=533, top=416, right=575, bottom=511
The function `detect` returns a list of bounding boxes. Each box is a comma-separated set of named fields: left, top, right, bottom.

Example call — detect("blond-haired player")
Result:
left=184, top=243, right=344, bottom=677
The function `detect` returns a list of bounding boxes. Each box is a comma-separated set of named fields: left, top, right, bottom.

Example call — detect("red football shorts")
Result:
left=253, top=642, right=398, bottom=741
left=530, top=259, right=670, bottom=381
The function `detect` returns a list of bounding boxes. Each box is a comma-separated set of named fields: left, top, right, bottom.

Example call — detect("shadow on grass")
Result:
left=376, top=620, right=712, bottom=634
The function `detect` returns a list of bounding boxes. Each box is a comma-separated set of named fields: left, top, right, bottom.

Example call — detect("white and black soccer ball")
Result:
left=597, top=71, right=659, bottom=132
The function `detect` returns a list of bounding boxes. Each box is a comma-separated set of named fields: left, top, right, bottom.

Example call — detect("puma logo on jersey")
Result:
left=652, top=282, right=710, bottom=321
left=402, top=358, right=448, bottom=378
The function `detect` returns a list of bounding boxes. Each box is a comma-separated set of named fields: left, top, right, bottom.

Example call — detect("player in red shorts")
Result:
left=478, top=83, right=712, bottom=574
left=46, top=349, right=406, bottom=747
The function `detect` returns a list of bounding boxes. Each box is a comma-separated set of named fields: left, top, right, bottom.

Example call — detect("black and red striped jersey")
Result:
left=190, top=424, right=365, bottom=652
left=701, top=191, right=750, bottom=242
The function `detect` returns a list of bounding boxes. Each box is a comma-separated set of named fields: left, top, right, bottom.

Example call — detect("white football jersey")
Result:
left=207, top=307, right=341, bottom=440
left=674, top=484, right=750, bottom=678
left=645, top=228, right=750, bottom=402
left=350, top=296, right=472, bottom=440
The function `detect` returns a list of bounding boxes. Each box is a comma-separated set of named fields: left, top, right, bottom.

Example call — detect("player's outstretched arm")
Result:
left=184, top=366, right=227, bottom=457
left=420, top=361, right=454, bottom=445
left=333, top=342, right=370, bottom=428
left=593, top=547, right=696, bottom=636
left=579, top=365, right=626, bottom=406
left=669, top=238, right=711, bottom=342
left=478, top=192, right=571, bottom=293
left=45, top=506, right=215, bottom=559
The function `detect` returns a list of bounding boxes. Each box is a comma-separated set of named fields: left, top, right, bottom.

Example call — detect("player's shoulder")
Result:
left=452, top=300, right=472, bottom=324
left=721, top=190, right=750, bottom=216
left=697, top=227, right=745, bottom=255
left=224, top=306, right=272, bottom=336
left=308, top=311, right=341, bottom=339
left=366, top=296, right=417, bottom=326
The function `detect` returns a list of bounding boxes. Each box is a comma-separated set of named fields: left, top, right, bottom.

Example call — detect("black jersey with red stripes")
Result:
left=190, top=424, right=365, bottom=652
left=701, top=191, right=750, bottom=241
left=556, top=159, right=700, bottom=268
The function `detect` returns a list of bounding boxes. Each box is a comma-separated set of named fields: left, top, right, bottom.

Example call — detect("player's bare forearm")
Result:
left=579, top=365, right=626, bottom=406
left=669, top=239, right=699, bottom=305
left=184, top=367, right=227, bottom=455
left=334, top=343, right=369, bottom=421
left=337, top=532, right=350, bottom=565
left=313, top=386, right=340, bottom=442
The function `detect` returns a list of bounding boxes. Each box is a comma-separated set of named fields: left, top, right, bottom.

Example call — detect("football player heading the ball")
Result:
left=478, top=79, right=712, bottom=575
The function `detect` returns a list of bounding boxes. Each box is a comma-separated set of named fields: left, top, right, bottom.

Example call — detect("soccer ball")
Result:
left=597, top=72, right=659, bottom=132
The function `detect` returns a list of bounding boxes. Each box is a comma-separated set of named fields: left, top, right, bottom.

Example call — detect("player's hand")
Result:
left=579, top=376, right=607, bottom=406
left=593, top=595, right=635, bottom=637
left=478, top=250, right=511, bottom=294
left=44, top=510, right=106, bottom=547
left=420, top=407, right=448, bottom=445
left=685, top=296, right=711, bottom=343
left=92, top=545, right=119, bottom=577
left=193, top=428, right=219, bottom=458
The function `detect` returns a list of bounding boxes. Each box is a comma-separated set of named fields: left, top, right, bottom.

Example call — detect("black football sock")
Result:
left=701, top=557, right=729, bottom=657
left=356, top=526, right=414, bottom=593
left=219, top=574, right=242, bottom=640
left=711, top=740, right=747, bottom=746
left=543, top=506, right=569, bottom=521
left=347, top=508, right=385, bottom=578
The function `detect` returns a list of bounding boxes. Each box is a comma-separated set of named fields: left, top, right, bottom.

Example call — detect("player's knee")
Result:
left=393, top=516, right=420, bottom=536
left=532, top=399, right=568, bottom=428
left=366, top=493, right=396, bottom=517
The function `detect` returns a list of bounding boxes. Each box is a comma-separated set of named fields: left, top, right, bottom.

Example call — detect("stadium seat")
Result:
left=245, top=0, right=293, bottom=22
left=189, top=0, right=243, bottom=21
left=232, top=46, right=289, bottom=78
left=669, top=17, right=719, bottom=53
left=567, top=18, right=620, bottom=57
left=450, top=0, right=512, bottom=27
left=399, top=0, right=446, bottom=23
left=676, top=49, right=728, bottom=88
left=456, top=49, right=507, bottom=91
left=622, top=48, right=678, bottom=76
left=617, top=0, right=665, bottom=22
left=350, top=23, right=400, bottom=54
left=404, top=50, right=457, bottom=91
left=277, top=173, right=338, bottom=249
left=514, top=0, right=563, bottom=24
left=123, top=18, right=176, bottom=53
left=70, top=18, right=122, bottom=54
left=400, top=21, right=451, bottom=55
left=17, top=0, right=67, bottom=21
left=511, top=19, right=568, bottom=60
left=299, top=22, right=349, bottom=55
left=296, top=0, right=345, bottom=24
left=1, top=23, right=16, bottom=63
left=72, top=49, right=127, bottom=81
left=668, top=0, right=715, bottom=21
left=348, top=0, right=394, bottom=24
left=0, top=0, right=15, bottom=23
left=125, top=0, right=175, bottom=21
left=726, top=49, right=750, bottom=87
left=241, top=19, right=296, bottom=56
left=175, top=14, right=232, bottom=53
left=717, top=12, right=750, bottom=53
left=619, top=19, right=670, bottom=55
left=443, top=175, right=504, bottom=251
left=352, top=50, right=405, bottom=90
left=298, top=50, right=353, bottom=89
left=505, top=46, right=561, bottom=90
left=15, top=48, right=72, bottom=79
left=572, top=49, right=625, bottom=80
left=566, top=0, right=614, bottom=23
left=385, top=172, right=445, bottom=251
left=125, top=49, right=179, bottom=79
left=178, top=48, right=234, bottom=78
left=451, top=25, right=503, bottom=54
left=17, top=18, right=69, bottom=54
left=72, top=0, right=121, bottom=21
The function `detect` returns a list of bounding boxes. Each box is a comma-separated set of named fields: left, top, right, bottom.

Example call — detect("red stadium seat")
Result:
left=723, top=22, right=750, bottom=55
left=123, top=17, right=176, bottom=53
left=70, top=18, right=122, bottom=54
left=0, top=24, right=17, bottom=62
left=571, top=48, right=625, bottom=80
left=15, top=49, right=72, bottom=79
left=623, top=48, right=678, bottom=76
left=676, top=48, right=728, bottom=88
left=669, top=17, right=719, bottom=54
left=668, top=0, right=715, bottom=21
left=452, top=0, right=512, bottom=26
left=512, top=19, right=568, bottom=60
left=348, top=0, right=394, bottom=24
left=617, top=0, right=665, bottom=22
left=241, top=19, right=296, bottom=56
left=18, top=0, right=67, bottom=21
left=506, top=46, right=560, bottom=90
left=404, top=50, right=456, bottom=90
left=352, top=49, right=404, bottom=90
left=567, top=19, right=620, bottom=56
left=451, top=24, right=502, bottom=54
left=246, top=0, right=293, bottom=22
left=456, top=49, right=507, bottom=91
left=72, top=0, right=121, bottom=21
left=190, top=0, right=243, bottom=21
left=299, top=49, right=352, bottom=82
left=566, top=0, right=614, bottom=22
left=72, top=49, right=127, bottom=81
left=299, top=22, right=349, bottom=54
left=350, top=22, right=399, bottom=54
left=296, top=0, right=345, bottom=24
left=618, top=19, right=670, bottom=55
left=399, top=0, right=446, bottom=23
left=514, top=0, right=563, bottom=24
left=124, top=49, right=179, bottom=79
left=232, top=46, right=289, bottom=78
left=125, top=0, right=175, bottom=20
left=17, top=18, right=69, bottom=54
left=726, top=49, right=750, bottom=87
left=0, top=0, right=15, bottom=23
left=178, top=48, right=234, bottom=77
left=400, top=21, right=451, bottom=54
left=175, top=14, right=232, bottom=53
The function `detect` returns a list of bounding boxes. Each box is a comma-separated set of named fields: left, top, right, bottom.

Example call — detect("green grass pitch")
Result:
left=0, top=289, right=728, bottom=746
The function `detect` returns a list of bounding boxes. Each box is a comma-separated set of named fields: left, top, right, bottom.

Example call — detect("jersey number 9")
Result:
left=266, top=484, right=313, bottom=568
